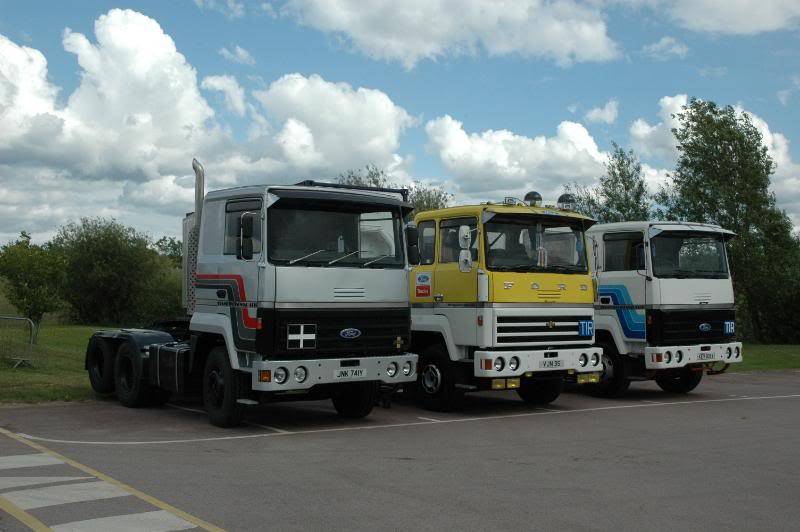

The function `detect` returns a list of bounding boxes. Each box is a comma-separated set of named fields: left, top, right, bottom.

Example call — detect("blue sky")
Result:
left=1, top=0, right=799, bottom=240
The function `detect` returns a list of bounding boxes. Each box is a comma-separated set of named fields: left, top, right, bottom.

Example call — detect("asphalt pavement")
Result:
left=1, top=370, right=799, bottom=531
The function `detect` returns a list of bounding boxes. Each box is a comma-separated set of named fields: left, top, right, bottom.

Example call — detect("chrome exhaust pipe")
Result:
left=192, top=158, right=205, bottom=230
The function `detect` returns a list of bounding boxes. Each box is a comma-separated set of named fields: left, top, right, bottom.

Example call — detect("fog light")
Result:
left=494, top=357, right=505, bottom=371
left=735, top=346, right=740, bottom=358
left=726, top=347, right=732, bottom=359
left=675, top=351, right=683, bottom=363
left=509, top=356, right=520, bottom=371
left=387, top=362, right=398, bottom=377
left=274, top=367, right=288, bottom=384
left=294, top=366, right=307, bottom=383
left=402, top=361, right=413, bottom=376
left=665, top=351, right=672, bottom=364
left=579, top=353, right=588, bottom=367
left=591, top=353, right=600, bottom=366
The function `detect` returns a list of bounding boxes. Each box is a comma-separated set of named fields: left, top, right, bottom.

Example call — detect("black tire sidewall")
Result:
left=517, top=377, right=564, bottom=405
left=202, top=346, right=244, bottom=427
left=114, top=342, right=146, bottom=407
left=87, top=338, right=115, bottom=394
left=416, top=345, right=463, bottom=412
left=331, top=382, right=378, bottom=418
left=656, top=367, right=703, bottom=394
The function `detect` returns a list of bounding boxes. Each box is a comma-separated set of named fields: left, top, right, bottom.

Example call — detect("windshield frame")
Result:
left=649, top=230, right=730, bottom=279
left=266, top=197, right=406, bottom=269
left=482, top=213, right=590, bottom=274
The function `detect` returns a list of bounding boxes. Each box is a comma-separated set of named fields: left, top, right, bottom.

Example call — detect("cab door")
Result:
left=596, top=231, right=647, bottom=343
left=410, top=220, right=436, bottom=310
left=434, top=217, right=479, bottom=346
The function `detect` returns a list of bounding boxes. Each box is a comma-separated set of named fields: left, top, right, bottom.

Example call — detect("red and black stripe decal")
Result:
left=195, top=273, right=259, bottom=351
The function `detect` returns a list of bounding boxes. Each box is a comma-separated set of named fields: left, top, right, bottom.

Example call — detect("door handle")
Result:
left=433, top=293, right=444, bottom=302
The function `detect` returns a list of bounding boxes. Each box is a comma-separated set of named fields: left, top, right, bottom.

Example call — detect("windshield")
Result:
left=650, top=232, right=729, bottom=279
left=267, top=199, right=404, bottom=268
left=484, top=214, right=588, bottom=273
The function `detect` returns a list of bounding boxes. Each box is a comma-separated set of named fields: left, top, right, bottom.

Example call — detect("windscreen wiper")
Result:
left=327, top=250, right=361, bottom=265
left=362, top=254, right=392, bottom=267
left=289, top=249, right=325, bottom=264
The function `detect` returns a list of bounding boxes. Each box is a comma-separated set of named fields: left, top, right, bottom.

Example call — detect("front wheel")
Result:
left=331, top=382, right=379, bottom=419
left=517, top=378, right=563, bottom=405
left=416, top=345, right=464, bottom=412
left=203, top=346, right=245, bottom=427
left=655, top=367, right=703, bottom=393
left=590, top=349, right=630, bottom=398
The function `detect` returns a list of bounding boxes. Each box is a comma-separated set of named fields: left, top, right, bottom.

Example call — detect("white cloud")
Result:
left=776, top=74, right=800, bottom=106
left=425, top=114, right=607, bottom=200
left=194, top=0, right=245, bottom=19
left=218, top=45, right=256, bottom=66
left=666, top=0, right=800, bottom=34
left=281, top=0, right=620, bottom=68
left=201, top=75, right=246, bottom=116
left=629, top=94, right=687, bottom=159
left=698, top=66, right=727, bottom=78
left=585, top=99, right=619, bottom=124
left=641, top=36, right=688, bottom=61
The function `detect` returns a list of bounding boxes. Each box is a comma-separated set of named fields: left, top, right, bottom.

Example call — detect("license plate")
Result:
left=539, top=359, right=562, bottom=369
left=697, top=353, right=715, bottom=361
left=334, top=368, right=366, bottom=379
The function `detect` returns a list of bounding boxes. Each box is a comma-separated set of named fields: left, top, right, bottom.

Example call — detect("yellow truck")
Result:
left=409, top=193, right=603, bottom=410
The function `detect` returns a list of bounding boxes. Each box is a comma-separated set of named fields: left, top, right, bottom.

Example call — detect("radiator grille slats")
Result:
left=495, top=315, right=591, bottom=345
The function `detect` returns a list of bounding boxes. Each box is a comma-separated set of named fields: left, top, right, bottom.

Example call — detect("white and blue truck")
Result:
left=587, top=221, right=742, bottom=396
left=85, top=159, right=420, bottom=426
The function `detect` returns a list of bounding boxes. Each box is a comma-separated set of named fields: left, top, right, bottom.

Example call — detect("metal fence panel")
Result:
left=0, top=316, right=38, bottom=368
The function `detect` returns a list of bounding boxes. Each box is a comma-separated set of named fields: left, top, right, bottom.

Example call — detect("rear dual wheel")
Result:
left=114, top=342, right=171, bottom=408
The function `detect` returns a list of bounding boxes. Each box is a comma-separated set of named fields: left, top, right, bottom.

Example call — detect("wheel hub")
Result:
left=421, top=364, right=442, bottom=394
left=600, top=353, right=614, bottom=381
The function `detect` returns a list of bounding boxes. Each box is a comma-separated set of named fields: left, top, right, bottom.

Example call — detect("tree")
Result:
left=51, top=218, right=183, bottom=325
left=565, top=142, right=651, bottom=222
left=153, top=236, right=182, bottom=268
left=0, top=232, right=65, bottom=326
left=655, top=98, right=800, bottom=342
left=337, top=165, right=452, bottom=214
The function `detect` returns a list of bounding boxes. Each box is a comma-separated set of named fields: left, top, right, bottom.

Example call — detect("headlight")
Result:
left=294, top=366, right=307, bottom=383
left=387, top=362, right=398, bottom=377
left=494, top=357, right=505, bottom=371
left=675, top=351, right=683, bottom=363
left=665, top=351, right=672, bottom=363
left=591, top=353, right=600, bottom=366
left=579, top=353, right=588, bottom=367
left=509, top=356, right=520, bottom=371
left=402, top=361, right=413, bottom=376
left=735, top=346, right=740, bottom=358
left=274, top=367, right=288, bottom=384
left=726, top=347, right=732, bottom=359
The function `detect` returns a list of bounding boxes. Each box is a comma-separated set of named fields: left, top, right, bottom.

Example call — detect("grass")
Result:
left=735, top=344, right=800, bottom=371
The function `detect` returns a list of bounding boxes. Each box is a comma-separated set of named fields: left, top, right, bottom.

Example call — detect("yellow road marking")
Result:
left=0, top=427, right=224, bottom=532
left=0, top=494, right=50, bottom=531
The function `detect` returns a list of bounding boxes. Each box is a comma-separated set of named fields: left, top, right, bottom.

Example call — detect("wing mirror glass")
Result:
left=458, top=225, right=472, bottom=250
left=405, top=226, right=420, bottom=265
left=458, top=249, right=473, bottom=273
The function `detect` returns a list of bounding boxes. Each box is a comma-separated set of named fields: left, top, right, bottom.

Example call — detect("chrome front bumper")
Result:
left=643, top=342, right=742, bottom=369
left=473, top=347, right=604, bottom=378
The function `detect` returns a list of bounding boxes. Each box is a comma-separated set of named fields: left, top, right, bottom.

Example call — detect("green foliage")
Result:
left=154, top=236, right=183, bottom=268
left=337, top=165, right=452, bottom=214
left=565, top=142, right=652, bottom=222
left=51, top=218, right=182, bottom=326
left=655, top=98, right=800, bottom=342
left=0, top=232, right=65, bottom=325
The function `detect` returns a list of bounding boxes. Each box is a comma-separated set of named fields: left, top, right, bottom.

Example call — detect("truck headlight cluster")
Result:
left=509, top=356, right=520, bottom=371
left=386, top=362, right=398, bottom=377
left=402, top=361, right=414, bottom=376
left=675, top=351, right=683, bottom=363
left=579, top=353, right=588, bottom=367
left=274, top=367, right=288, bottom=384
left=726, top=347, right=732, bottom=359
left=294, top=366, right=307, bottom=383
left=590, top=353, right=600, bottom=366
left=494, top=357, right=505, bottom=371
left=665, top=351, right=672, bottom=363
left=735, top=347, right=740, bottom=358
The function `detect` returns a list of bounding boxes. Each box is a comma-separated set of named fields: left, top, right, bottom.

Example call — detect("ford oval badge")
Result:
left=339, top=328, right=362, bottom=339
left=699, top=323, right=712, bottom=332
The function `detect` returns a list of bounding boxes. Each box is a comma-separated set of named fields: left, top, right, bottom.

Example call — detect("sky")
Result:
left=1, top=0, right=799, bottom=242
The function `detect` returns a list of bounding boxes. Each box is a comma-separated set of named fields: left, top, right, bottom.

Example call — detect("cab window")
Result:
left=418, top=220, right=436, bottom=265
left=439, top=217, right=478, bottom=264
left=603, top=232, right=644, bottom=271
left=224, top=198, right=262, bottom=256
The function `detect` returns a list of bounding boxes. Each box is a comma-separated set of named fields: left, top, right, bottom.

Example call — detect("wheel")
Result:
left=331, top=382, right=379, bottom=419
left=202, top=346, right=245, bottom=427
left=114, top=342, right=149, bottom=407
left=655, top=367, right=703, bottom=393
left=517, top=378, right=564, bottom=405
left=416, top=344, right=464, bottom=412
left=87, top=338, right=115, bottom=394
left=590, top=346, right=630, bottom=398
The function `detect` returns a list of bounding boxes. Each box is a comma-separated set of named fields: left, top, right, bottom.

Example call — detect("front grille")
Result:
left=647, top=309, right=735, bottom=346
left=495, top=315, right=592, bottom=345
left=258, top=307, right=410, bottom=360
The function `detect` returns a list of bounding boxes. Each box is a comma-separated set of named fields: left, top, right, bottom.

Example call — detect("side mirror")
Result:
left=458, top=249, right=473, bottom=273
left=458, top=225, right=472, bottom=250
left=237, top=212, right=255, bottom=261
left=405, top=226, right=420, bottom=265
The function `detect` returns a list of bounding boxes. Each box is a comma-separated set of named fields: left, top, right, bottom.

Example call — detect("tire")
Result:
left=517, top=378, right=564, bottom=405
left=202, top=346, right=245, bottom=427
left=331, top=382, right=379, bottom=419
left=114, top=342, right=150, bottom=407
left=590, top=346, right=631, bottom=398
left=147, top=387, right=173, bottom=407
left=656, top=367, right=703, bottom=394
left=416, top=344, right=464, bottom=412
left=87, top=338, right=115, bottom=394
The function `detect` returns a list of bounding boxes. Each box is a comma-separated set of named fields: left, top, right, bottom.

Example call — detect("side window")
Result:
left=418, top=220, right=436, bottom=265
left=224, top=198, right=263, bottom=256
left=440, top=217, right=478, bottom=264
left=603, top=232, right=644, bottom=271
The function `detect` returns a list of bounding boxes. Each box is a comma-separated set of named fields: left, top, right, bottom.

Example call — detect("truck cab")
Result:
left=587, top=221, right=742, bottom=396
left=85, top=161, right=419, bottom=426
left=409, top=194, right=603, bottom=411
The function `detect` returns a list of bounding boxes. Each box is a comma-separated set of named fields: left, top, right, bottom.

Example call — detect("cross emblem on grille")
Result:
left=394, top=336, right=403, bottom=349
left=288, top=324, right=316, bottom=349
left=546, top=320, right=556, bottom=329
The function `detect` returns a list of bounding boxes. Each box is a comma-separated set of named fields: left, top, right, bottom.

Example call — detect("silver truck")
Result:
left=85, top=159, right=419, bottom=426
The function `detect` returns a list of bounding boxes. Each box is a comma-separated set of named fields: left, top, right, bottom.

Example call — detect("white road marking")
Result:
left=0, top=453, right=63, bottom=470
left=417, top=416, right=442, bottom=422
left=15, top=393, right=800, bottom=446
left=245, top=422, right=290, bottom=433
left=3, top=480, right=130, bottom=509
left=51, top=510, right=195, bottom=532
left=166, top=403, right=205, bottom=415
left=0, top=476, right=90, bottom=490
left=167, top=403, right=288, bottom=433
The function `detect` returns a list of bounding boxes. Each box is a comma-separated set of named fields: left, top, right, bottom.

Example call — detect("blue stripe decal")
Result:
left=598, top=284, right=646, bottom=339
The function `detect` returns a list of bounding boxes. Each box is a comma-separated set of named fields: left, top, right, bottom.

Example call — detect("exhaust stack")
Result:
left=192, top=158, right=205, bottom=229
